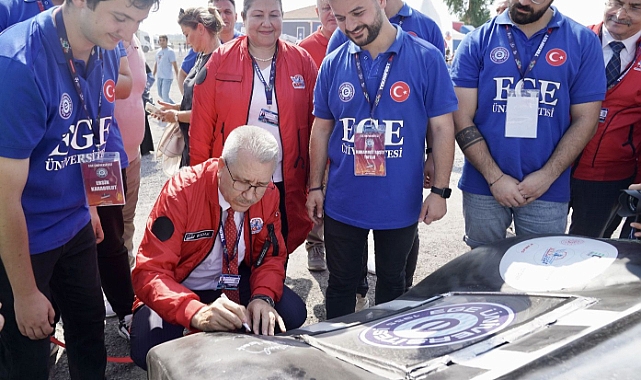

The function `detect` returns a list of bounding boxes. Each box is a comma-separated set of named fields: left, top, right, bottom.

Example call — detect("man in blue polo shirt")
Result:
left=326, top=0, right=445, bottom=308
left=450, top=0, right=605, bottom=249
left=308, top=0, right=456, bottom=319
left=0, top=0, right=157, bottom=378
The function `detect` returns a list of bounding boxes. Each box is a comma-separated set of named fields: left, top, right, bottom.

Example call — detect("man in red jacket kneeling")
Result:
left=129, top=125, right=306, bottom=370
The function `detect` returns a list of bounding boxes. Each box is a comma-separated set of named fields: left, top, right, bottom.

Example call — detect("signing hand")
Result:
left=190, top=296, right=248, bottom=332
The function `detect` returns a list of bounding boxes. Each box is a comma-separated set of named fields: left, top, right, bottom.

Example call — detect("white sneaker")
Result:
left=117, top=314, right=132, bottom=341
left=355, top=294, right=370, bottom=312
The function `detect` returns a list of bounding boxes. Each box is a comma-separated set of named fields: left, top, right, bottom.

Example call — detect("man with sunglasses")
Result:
left=570, top=0, right=641, bottom=239
left=129, top=126, right=306, bottom=371
left=450, top=0, right=606, bottom=248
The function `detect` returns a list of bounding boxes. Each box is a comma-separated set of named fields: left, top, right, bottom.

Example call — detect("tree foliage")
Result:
left=443, top=0, right=493, bottom=27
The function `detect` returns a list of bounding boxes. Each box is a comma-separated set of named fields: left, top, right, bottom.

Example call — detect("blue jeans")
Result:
left=324, top=215, right=416, bottom=319
left=462, top=191, right=568, bottom=248
left=156, top=78, right=174, bottom=104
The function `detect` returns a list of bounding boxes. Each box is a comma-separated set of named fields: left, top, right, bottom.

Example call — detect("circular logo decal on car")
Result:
left=499, top=236, right=618, bottom=291
left=339, top=82, right=355, bottom=102
left=490, top=47, right=510, bottom=64
left=359, top=302, right=515, bottom=348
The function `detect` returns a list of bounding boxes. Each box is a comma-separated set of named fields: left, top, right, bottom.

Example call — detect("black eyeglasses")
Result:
left=223, top=159, right=269, bottom=194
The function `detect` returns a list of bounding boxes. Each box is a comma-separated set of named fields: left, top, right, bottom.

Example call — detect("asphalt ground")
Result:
left=48, top=51, right=471, bottom=379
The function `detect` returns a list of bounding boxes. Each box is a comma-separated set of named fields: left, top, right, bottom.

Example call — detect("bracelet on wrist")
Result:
left=489, top=174, right=504, bottom=187
left=309, top=185, right=324, bottom=192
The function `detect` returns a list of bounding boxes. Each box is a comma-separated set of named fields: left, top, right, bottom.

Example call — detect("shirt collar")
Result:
left=602, top=26, right=641, bottom=54
left=218, top=188, right=232, bottom=213
left=346, top=24, right=404, bottom=56
left=393, top=2, right=412, bottom=19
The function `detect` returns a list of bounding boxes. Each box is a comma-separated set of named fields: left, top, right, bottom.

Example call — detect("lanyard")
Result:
left=36, top=0, right=45, bottom=12
left=505, top=25, right=552, bottom=81
left=251, top=45, right=278, bottom=106
left=354, top=53, right=394, bottom=119
left=54, top=9, right=104, bottom=149
left=218, top=212, right=244, bottom=271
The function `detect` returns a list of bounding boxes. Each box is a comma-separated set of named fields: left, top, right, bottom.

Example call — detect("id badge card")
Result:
left=217, top=274, right=241, bottom=290
left=505, top=88, right=539, bottom=138
left=81, top=152, right=125, bottom=206
left=354, top=120, right=386, bottom=176
left=258, top=108, right=279, bottom=127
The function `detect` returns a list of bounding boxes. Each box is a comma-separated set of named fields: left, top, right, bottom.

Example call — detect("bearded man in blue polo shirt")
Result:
left=307, top=0, right=457, bottom=319
left=0, top=0, right=157, bottom=378
left=450, top=0, right=606, bottom=249
left=326, top=0, right=445, bottom=308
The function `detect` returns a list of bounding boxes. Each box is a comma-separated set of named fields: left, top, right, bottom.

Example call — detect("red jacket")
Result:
left=190, top=36, right=317, bottom=253
left=573, top=23, right=641, bottom=182
left=132, top=159, right=287, bottom=329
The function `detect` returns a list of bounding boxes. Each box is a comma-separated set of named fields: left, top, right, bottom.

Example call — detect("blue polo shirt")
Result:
left=0, top=9, right=120, bottom=254
left=450, top=7, right=606, bottom=203
left=0, top=0, right=54, bottom=31
left=314, top=26, right=457, bottom=229
left=326, top=2, right=445, bottom=56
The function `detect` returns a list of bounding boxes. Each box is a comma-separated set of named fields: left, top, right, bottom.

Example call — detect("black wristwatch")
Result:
left=431, top=186, right=452, bottom=199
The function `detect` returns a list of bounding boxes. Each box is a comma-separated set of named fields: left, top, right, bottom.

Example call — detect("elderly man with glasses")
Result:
left=129, top=125, right=306, bottom=371
left=450, top=0, right=606, bottom=248
left=569, top=0, right=641, bottom=239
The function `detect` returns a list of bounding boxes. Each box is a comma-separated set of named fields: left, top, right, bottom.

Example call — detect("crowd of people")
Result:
left=1, top=0, right=641, bottom=378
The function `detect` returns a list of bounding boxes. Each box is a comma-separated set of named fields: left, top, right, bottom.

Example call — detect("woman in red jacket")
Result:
left=190, top=0, right=317, bottom=255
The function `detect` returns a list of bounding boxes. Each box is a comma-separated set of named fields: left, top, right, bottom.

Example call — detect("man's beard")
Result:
left=347, top=12, right=384, bottom=47
left=509, top=1, right=552, bottom=25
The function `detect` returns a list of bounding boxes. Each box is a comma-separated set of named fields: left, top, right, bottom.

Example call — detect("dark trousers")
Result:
left=324, top=215, right=417, bottom=319
left=129, top=263, right=306, bottom=370
left=97, top=169, right=134, bottom=319
left=0, top=223, right=106, bottom=380
left=357, top=231, right=419, bottom=296
left=569, top=177, right=633, bottom=238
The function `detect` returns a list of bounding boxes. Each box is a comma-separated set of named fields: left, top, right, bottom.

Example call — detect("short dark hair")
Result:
left=66, top=0, right=159, bottom=11
left=158, top=35, right=168, bottom=41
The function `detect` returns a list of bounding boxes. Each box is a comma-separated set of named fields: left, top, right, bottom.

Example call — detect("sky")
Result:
left=140, top=0, right=607, bottom=36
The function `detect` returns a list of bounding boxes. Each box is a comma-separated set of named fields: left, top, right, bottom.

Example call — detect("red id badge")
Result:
left=354, top=128, right=386, bottom=176
left=81, top=152, right=125, bottom=206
